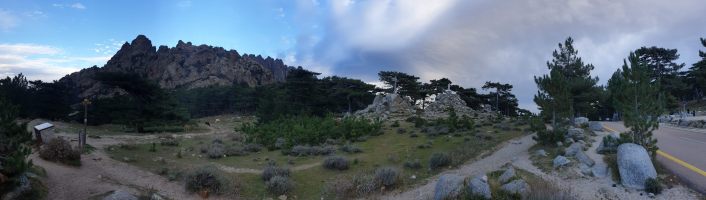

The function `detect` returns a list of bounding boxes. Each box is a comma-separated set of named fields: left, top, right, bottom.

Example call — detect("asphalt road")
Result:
left=602, top=121, right=706, bottom=194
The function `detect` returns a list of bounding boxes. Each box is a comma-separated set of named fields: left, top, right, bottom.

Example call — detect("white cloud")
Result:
left=0, top=44, right=109, bottom=81
left=0, top=9, right=19, bottom=31
left=71, top=3, right=86, bottom=10
left=52, top=3, right=87, bottom=10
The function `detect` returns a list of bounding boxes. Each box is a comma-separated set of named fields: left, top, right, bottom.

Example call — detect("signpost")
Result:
left=80, top=98, right=91, bottom=150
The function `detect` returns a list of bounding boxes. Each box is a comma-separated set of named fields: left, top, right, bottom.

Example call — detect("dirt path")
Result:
left=380, top=134, right=536, bottom=200
left=511, top=127, right=703, bottom=200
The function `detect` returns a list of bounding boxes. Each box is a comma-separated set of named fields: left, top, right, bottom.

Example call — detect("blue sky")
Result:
left=1, top=0, right=705, bottom=112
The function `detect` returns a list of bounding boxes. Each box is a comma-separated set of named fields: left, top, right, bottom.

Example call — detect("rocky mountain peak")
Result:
left=60, top=35, right=291, bottom=99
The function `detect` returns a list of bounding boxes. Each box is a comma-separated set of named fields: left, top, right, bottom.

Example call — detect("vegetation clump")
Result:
left=39, top=138, right=81, bottom=166
left=403, top=159, right=422, bottom=169
left=262, top=165, right=290, bottom=182
left=206, top=143, right=225, bottom=159
left=323, top=156, right=350, bottom=171
left=644, top=178, right=663, bottom=194
left=265, top=175, right=294, bottom=195
left=429, top=152, right=452, bottom=170
left=288, top=145, right=336, bottom=157
left=374, top=167, right=400, bottom=188
left=339, top=144, right=362, bottom=153
left=184, top=166, right=227, bottom=195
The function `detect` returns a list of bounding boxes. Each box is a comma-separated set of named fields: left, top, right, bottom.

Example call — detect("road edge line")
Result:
left=601, top=123, right=706, bottom=177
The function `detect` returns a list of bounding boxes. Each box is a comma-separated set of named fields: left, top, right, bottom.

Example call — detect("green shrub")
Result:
left=340, top=144, right=362, bottom=153
left=207, top=143, right=225, bottom=159
left=374, top=167, right=400, bottom=188
left=243, top=143, right=263, bottom=152
left=645, top=178, right=662, bottom=194
left=241, top=115, right=381, bottom=149
left=184, top=166, right=227, bottom=195
left=323, top=156, right=350, bottom=170
left=391, top=121, right=400, bottom=127
left=39, top=138, right=81, bottom=166
left=160, top=138, right=179, bottom=146
left=403, top=159, right=422, bottom=169
left=352, top=173, right=378, bottom=197
left=530, top=116, right=565, bottom=145
left=262, top=165, right=290, bottom=181
left=266, top=175, right=293, bottom=195
left=429, top=152, right=451, bottom=170
left=323, top=176, right=355, bottom=199
left=225, top=146, right=248, bottom=156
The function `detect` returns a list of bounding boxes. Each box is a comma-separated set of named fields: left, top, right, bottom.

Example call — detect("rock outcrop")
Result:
left=500, top=179, right=530, bottom=195
left=423, top=91, right=477, bottom=119
left=617, top=143, right=657, bottom=190
left=553, top=156, right=570, bottom=168
left=59, top=35, right=291, bottom=98
left=354, top=93, right=415, bottom=120
left=468, top=175, right=492, bottom=199
left=574, top=117, right=589, bottom=127
left=103, top=190, right=137, bottom=200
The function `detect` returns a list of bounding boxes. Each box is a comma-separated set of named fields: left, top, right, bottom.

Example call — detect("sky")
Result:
left=1, top=0, right=705, bottom=112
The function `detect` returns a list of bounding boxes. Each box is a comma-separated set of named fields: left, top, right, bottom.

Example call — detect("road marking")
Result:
left=601, top=123, right=706, bottom=178
left=656, top=150, right=706, bottom=177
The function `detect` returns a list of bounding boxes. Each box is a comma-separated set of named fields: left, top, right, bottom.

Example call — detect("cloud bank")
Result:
left=288, top=0, right=706, bottom=111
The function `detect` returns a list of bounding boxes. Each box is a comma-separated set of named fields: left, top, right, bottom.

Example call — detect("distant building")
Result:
left=33, top=122, right=55, bottom=145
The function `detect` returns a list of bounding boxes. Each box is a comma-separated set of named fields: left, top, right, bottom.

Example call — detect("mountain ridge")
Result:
left=59, top=35, right=292, bottom=98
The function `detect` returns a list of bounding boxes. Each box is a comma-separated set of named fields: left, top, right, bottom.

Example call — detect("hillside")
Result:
left=59, top=35, right=291, bottom=99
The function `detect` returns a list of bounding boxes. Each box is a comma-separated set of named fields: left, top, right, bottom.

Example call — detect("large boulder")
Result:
left=589, top=121, right=603, bottom=131
left=574, top=117, right=589, bottom=127
left=617, top=143, right=657, bottom=189
left=468, top=175, right=492, bottom=199
left=553, top=156, right=571, bottom=168
left=433, top=174, right=465, bottom=200
left=565, top=143, right=582, bottom=157
left=575, top=150, right=595, bottom=167
left=498, top=167, right=516, bottom=183
left=354, top=93, right=415, bottom=120
left=500, top=179, right=530, bottom=195
left=103, top=190, right=138, bottom=200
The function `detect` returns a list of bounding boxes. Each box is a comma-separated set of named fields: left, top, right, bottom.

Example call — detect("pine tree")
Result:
left=687, top=38, right=706, bottom=102
left=610, top=52, right=663, bottom=155
left=534, top=68, right=572, bottom=129
left=545, top=37, right=600, bottom=118
left=0, top=97, right=33, bottom=192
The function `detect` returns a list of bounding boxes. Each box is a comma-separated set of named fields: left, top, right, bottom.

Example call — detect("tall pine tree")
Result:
left=687, top=38, right=706, bottom=102
left=610, top=52, right=663, bottom=155
left=545, top=37, right=600, bottom=118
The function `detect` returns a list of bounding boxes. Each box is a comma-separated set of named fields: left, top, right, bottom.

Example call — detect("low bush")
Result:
left=262, top=165, right=290, bottom=181
left=160, top=138, right=179, bottom=146
left=265, top=175, right=294, bottom=195
left=391, top=121, right=400, bottom=127
left=39, top=138, right=81, bottom=166
left=374, top=167, right=400, bottom=188
left=324, top=156, right=350, bottom=170
left=429, top=152, right=451, bottom=170
left=603, top=154, right=620, bottom=182
left=207, top=143, right=225, bottom=159
left=184, top=166, right=227, bottom=195
left=289, top=145, right=336, bottom=156
left=397, top=128, right=407, bottom=134
left=645, top=178, right=663, bottom=194
left=225, top=146, right=248, bottom=156
left=323, top=176, right=355, bottom=199
left=243, top=143, right=263, bottom=152
left=340, top=144, right=362, bottom=153
left=352, top=173, right=378, bottom=197
left=403, top=159, right=422, bottom=169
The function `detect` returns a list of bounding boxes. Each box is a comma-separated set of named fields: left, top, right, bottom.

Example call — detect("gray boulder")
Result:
left=589, top=121, right=603, bottom=131
left=567, top=128, right=585, bottom=140
left=592, top=163, right=608, bottom=178
left=575, top=150, right=595, bottom=167
left=617, top=143, right=657, bottom=189
left=574, top=117, right=589, bottom=126
left=553, top=156, right=571, bottom=168
left=499, top=167, right=516, bottom=183
left=103, top=190, right=138, bottom=200
left=468, top=175, right=492, bottom=199
left=500, top=179, right=530, bottom=195
left=433, top=174, right=465, bottom=200
left=565, top=143, right=582, bottom=157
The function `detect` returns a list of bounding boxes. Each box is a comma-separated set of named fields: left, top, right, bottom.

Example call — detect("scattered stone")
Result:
left=433, top=174, right=465, bottom=200
left=553, top=156, right=571, bottom=168
left=122, top=157, right=134, bottom=162
left=647, top=193, right=655, bottom=198
left=574, top=117, right=589, bottom=127
left=500, top=179, right=530, bottom=195
left=410, top=175, right=416, bottom=179
left=468, top=175, right=492, bottom=199
left=566, top=138, right=575, bottom=144
left=592, top=163, right=608, bottom=178
left=556, top=141, right=563, bottom=147
left=565, top=143, right=582, bottom=157
left=499, top=167, right=516, bottom=183
left=278, top=194, right=287, bottom=200
left=153, top=157, right=165, bottom=163
left=575, top=151, right=595, bottom=166
left=617, top=143, right=657, bottom=189
left=536, top=149, right=547, bottom=157
left=103, top=190, right=137, bottom=200
left=567, top=128, right=585, bottom=140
